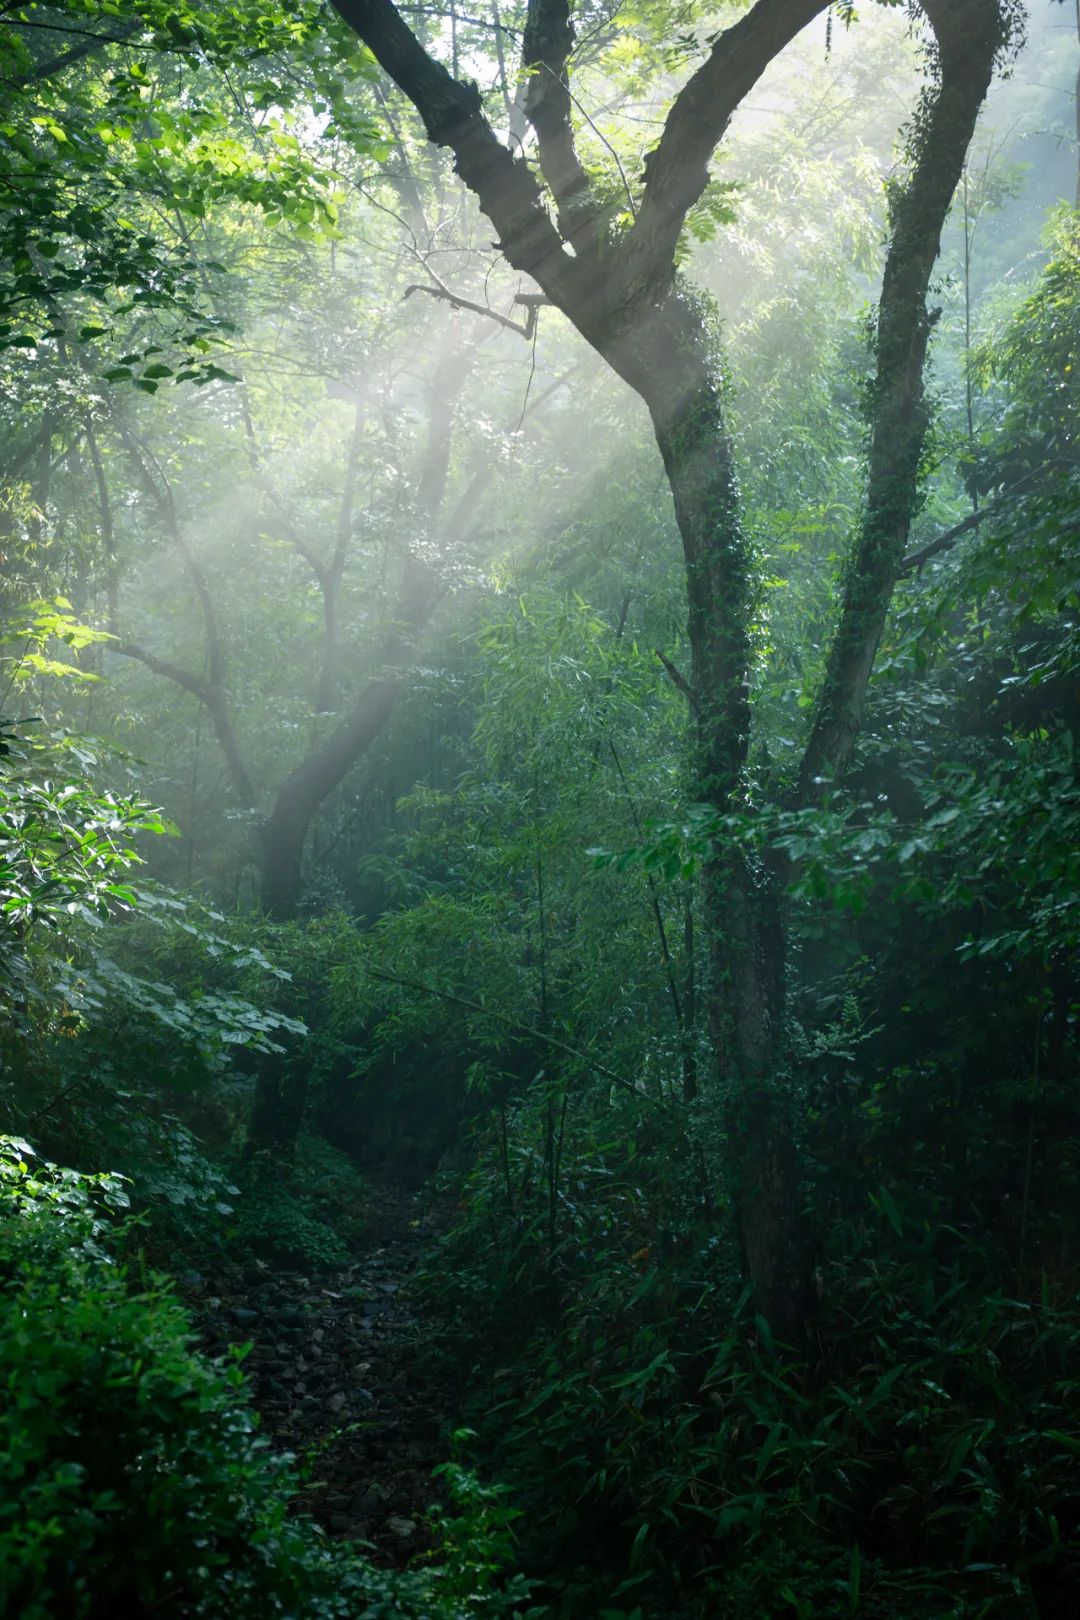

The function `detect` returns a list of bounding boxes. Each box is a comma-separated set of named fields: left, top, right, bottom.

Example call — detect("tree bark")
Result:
left=627, top=295, right=804, bottom=1335
left=316, top=0, right=850, bottom=1339
left=798, top=0, right=1009, bottom=796
left=520, top=0, right=598, bottom=250
left=307, top=0, right=1013, bottom=1333
left=260, top=675, right=401, bottom=917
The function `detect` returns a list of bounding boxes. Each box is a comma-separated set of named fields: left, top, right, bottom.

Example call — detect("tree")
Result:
left=0, top=2, right=371, bottom=374
left=0, top=4, right=507, bottom=921
left=254, top=324, right=488, bottom=917
left=324, top=0, right=1020, bottom=1335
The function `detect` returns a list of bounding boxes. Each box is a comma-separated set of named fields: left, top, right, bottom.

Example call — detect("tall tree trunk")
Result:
left=625, top=294, right=805, bottom=1335
left=308, top=0, right=1016, bottom=1330
left=260, top=675, right=401, bottom=917
left=257, top=329, right=483, bottom=917
left=798, top=3, right=1006, bottom=794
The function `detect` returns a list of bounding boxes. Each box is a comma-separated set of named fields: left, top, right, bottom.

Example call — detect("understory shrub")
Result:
left=232, top=1180, right=353, bottom=1271
left=420, top=1104, right=1080, bottom=1619
left=234, top=1134, right=365, bottom=1272
left=0, top=1137, right=462, bottom=1620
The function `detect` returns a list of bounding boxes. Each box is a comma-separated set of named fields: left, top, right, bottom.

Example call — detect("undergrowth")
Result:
left=0, top=1135, right=480, bottom=1620
left=418, top=1099, right=1080, bottom=1619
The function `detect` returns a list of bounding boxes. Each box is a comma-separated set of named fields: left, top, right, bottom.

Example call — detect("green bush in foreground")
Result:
left=0, top=1137, right=463, bottom=1620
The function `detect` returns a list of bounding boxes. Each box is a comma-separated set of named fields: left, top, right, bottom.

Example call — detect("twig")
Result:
left=543, top=63, right=637, bottom=220
left=398, top=5, right=520, bottom=36
left=403, top=280, right=537, bottom=338
left=513, top=312, right=539, bottom=433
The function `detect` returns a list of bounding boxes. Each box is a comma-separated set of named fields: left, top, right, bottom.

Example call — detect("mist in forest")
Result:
left=2, top=4, right=1079, bottom=1618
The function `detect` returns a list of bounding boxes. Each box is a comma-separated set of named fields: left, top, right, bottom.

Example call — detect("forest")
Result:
left=1, top=0, right=1079, bottom=1615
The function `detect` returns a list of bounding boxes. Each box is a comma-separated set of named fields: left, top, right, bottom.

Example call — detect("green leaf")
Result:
left=875, top=1185, right=903, bottom=1236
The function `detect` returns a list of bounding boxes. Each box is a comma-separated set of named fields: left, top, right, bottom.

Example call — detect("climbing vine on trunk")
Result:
left=325, top=0, right=1019, bottom=1336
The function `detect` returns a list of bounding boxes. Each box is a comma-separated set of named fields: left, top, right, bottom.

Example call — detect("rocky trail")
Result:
left=189, top=1177, right=460, bottom=1567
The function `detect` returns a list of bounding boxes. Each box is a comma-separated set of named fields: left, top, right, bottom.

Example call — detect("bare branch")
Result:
left=111, top=640, right=209, bottom=705
left=373, top=79, right=431, bottom=236
left=899, top=507, right=987, bottom=576
left=110, top=639, right=257, bottom=808
left=899, top=465, right=1051, bottom=575
left=403, top=279, right=535, bottom=335
left=11, top=16, right=139, bottom=85
left=554, top=65, right=636, bottom=221
left=398, top=5, right=521, bottom=34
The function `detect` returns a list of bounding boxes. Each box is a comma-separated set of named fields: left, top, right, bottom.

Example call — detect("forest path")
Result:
left=194, top=1175, right=459, bottom=1566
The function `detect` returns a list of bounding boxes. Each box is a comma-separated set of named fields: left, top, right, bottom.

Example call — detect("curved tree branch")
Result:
left=118, top=428, right=227, bottom=690
left=259, top=320, right=486, bottom=913
left=111, top=641, right=257, bottom=808
left=403, top=278, right=537, bottom=335
left=111, top=640, right=210, bottom=704
left=5, top=16, right=140, bottom=87
left=112, top=427, right=255, bottom=806
left=899, top=469, right=1050, bottom=575
left=329, top=0, right=585, bottom=312
left=626, top=0, right=830, bottom=287
left=798, top=0, right=1015, bottom=798
left=329, top=0, right=833, bottom=338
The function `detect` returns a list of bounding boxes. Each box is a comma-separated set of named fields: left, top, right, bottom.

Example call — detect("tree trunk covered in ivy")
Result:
left=799, top=0, right=1009, bottom=796
left=619, top=292, right=806, bottom=1336
left=327, top=0, right=1016, bottom=1336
